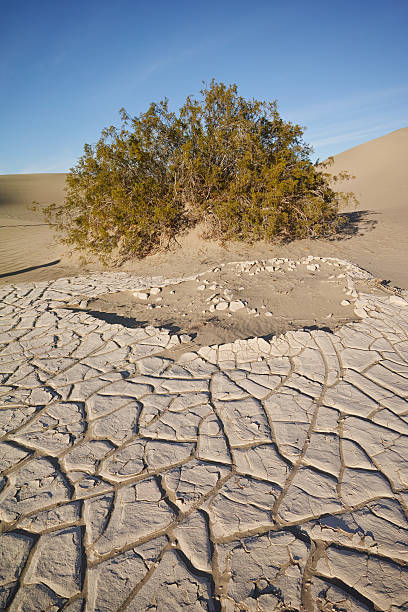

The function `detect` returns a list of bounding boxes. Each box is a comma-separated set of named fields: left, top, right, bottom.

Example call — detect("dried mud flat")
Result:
left=1, top=256, right=408, bottom=611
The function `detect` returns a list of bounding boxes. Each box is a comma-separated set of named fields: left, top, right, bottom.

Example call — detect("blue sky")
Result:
left=1, top=0, right=407, bottom=173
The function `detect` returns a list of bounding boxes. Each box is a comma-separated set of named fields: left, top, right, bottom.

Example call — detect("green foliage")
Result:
left=43, top=80, right=355, bottom=262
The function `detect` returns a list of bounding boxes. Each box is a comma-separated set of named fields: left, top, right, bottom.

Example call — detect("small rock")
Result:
left=216, top=302, right=228, bottom=311
left=258, top=594, right=279, bottom=609
left=341, top=299, right=351, bottom=306
left=135, top=292, right=149, bottom=300
left=167, top=335, right=180, bottom=348
left=150, top=287, right=161, bottom=295
left=170, top=290, right=175, bottom=295
left=229, top=300, right=245, bottom=312
left=180, top=334, right=191, bottom=343
left=197, top=285, right=206, bottom=291
left=264, top=311, right=273, bottom=317
left=389, top=295, right=407, bottom=306
left=209, top=304, right=216, bottom=312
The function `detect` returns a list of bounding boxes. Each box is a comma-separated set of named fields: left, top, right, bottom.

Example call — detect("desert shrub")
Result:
left=43, top=80, right=355, bottom=261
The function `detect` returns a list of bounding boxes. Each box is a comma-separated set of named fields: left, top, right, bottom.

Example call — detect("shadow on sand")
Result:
left=329, top=210, right=379, bottom=240
left=0, top=259, right=61, bottom=279
left=69, top=308, right=184, bottom=337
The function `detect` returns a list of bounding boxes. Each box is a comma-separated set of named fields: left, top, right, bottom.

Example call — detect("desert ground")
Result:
left=0, top=129, right=407, bottom=610
left=1, top=128, right=407, bottom=290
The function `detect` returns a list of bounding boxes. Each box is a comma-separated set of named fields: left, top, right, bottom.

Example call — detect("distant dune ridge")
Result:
left=0, top=173, right=71, bottom=282
left=327, top=127, right=408, bottom=285
left=0, top=127, right=407, bottom=287
left=330, top=127, right=408, bottom=214
left=0, top=173, right=66, bottom=221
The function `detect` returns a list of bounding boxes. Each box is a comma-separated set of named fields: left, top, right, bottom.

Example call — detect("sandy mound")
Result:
left=85, top=256, right=383, bottom=352
left=117, top=127, right=408, bottom=289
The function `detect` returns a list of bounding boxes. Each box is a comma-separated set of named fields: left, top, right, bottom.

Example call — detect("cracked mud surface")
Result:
left=1, top=256, right=408, bottom=611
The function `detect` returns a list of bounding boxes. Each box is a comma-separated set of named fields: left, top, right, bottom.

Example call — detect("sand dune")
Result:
left=0, top=127, right=407, bottom=288
left=320, top=127, right=408, bottom=286
left=0, top=172, right=66, bottom=221
left=331, top=127, right=407, bottom=214
left=0, top=173, right=79, bottom=282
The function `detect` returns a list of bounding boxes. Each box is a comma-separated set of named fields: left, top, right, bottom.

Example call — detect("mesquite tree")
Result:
left=43, top=80, right=355, bottom=262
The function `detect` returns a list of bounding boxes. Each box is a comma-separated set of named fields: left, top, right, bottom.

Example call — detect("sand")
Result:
left=324, top=126, right=408, bottom=286
left=1, top=127, right=406, bottom=344
left=1, top=129, right=408, bottom=609
left=0, top=173, right=78, bottom=282
left=86, top=257, right=385, bottom=352
left=1, top=127, right=407, bottom=290
left=119, top=127, right=408, bottom=289
left=1, top=261, right=408, bottom=610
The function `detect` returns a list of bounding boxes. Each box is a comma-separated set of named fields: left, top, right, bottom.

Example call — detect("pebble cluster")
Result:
left=120, top=255, right=379, bottom=323
left=1, top=257, right=408, bottom=611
